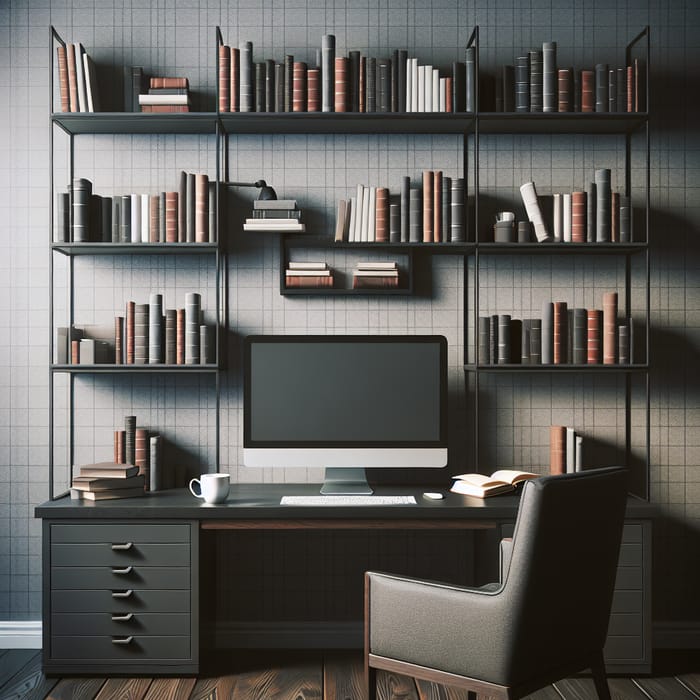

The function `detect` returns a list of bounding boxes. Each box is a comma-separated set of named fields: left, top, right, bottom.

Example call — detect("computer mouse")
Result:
left=422, top=492, right=445, bottom=500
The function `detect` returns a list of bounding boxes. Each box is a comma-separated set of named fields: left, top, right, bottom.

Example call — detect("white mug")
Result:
left=189, top=473, right=230, bottom=504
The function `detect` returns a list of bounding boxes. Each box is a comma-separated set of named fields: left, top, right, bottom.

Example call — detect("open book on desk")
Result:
left=450, top=470, right=539, bottom=498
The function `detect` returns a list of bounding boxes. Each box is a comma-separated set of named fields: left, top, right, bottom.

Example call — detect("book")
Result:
left=595, top=63, right=608, bottom=112
left=74, top=44, right=88, bottom=112
left=550, top=426, right=566, bottom=475
left=149, top=435, right=163, bottom=491
left=292, top=61, right=307, bottom=112
left=581, top=69, right=594, bottom=112
left=185, top=292, right=201, bottom=365
left=422, top=170, right=433, bottom=242
left=557, top=67, right=572, bottom=112
left=138, top=93, right=189, bottom=105
left=243, top=222, right=305, bottom=232
left=595, top=169, right=611, bottom=242
left=286, top=275, right=334, bottom=288
left=83, top=51, right=100, bottom=112
left=78, top=461, right=139, bottom=479
left=72, top=474, right=145, bottom=491
left=334, top=56, right=348, bottom=112
left=603, top=291, right=618, bottom=364
left=334, top=199, right=348, bottom=242
left=520, top=182, right=550, bottom=242
left=465, top=47, right=476, bottom=112
left=553, top=301, right=568, bottom=364
left=307, top=67, right=319, bottom=111
left=195, top=174, right=209, bottom=242
left=321, top=34, right=335, bottom=112
left=253, top=199, right=298, bottom=210
left=450, top=470, right=539, bottom=498
left=240, top=41, right=253, bottom=112
left=285, top=268, right=331, bottom=276
left=515, top=55, right=529, bottom=112
left=71, top=486, right=145, bottom=501
left=529, top=49, right=543, bottom=112
left=542, top=42, right=557, bottom=112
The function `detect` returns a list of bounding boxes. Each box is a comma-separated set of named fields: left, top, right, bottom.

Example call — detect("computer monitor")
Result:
left=243, top=335, right=448, bottom=494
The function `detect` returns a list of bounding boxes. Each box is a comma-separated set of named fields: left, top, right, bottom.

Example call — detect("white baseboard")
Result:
left=0, top=621, right=42, bottom=649
left=653, top=621, right=700, bottom=649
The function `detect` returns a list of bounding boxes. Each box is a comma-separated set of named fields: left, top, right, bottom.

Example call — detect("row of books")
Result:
left=550, top=425, right=584, bottom=475
left=353, top=261, right=400, bottom=289
left=520, top=169, right=630, bottom=244
left=478, top=292, right=631, bottom=365
left=285, top=261, right=334, bottom=288
left=484, top=41, right=645, bottom=113
left=243, top=199, right=305, bottom=233
left=115, top=415, right=163, bottom=490
left=56, top=173, right=217, bottom=244
left=335, top=173, right=466, bottom=244
left=283, top=261, right=400, bottom=289
left=218, top=36, right=476, bottom=114
left=55, top=43, right=101, bottom=113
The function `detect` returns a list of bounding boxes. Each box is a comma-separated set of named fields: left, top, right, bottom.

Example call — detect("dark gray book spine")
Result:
left=489, top=314, right=498, bottom=365
left=200, top=324, right=213, bottom=364
left=450, top=178, right=465, bottom=242
left=515, top=55, right=529, bottom=112
left=595, top=63, right=609, bottom=112
left=148, top=293, right=163, bottom=364
left=409, top=187, right=421, bottom=242
left=608, top=69, right=617, bottom=112
left=452, top=61, right=465, bottom=112
left=275, top=64, right=284, bottom=113
left=366, top=57, right=376, bottom=113
left=100, top=196, right=111, bottom=242
left=441, top=176, right=451, bottom=243
left=131, top=67, right=143, bottom=113
left=573, top=308, right=587, bottom=364
left=165, top=309, right=176, bottom=364
left=595, top=168, right=611, bottom=242
left=284, top=55, right=293, bottom=112
left=265, top=59, right=275, bottom=112
left=349, top=50, right=360, bottom=112
left=542, top=42, right=557, bottom=113
left=616, top=67, right=626, bottom=113
left=618, top=322, right=630, bottom=364
left=134, top=303, right=149, bottom=364
left=149, top=434, right=162, bottom=492
left=377, top=59, right=390, bottom=113
left=619, top=195, right=631, bottom=242
left=502, top=65, right=515, bottom=112
left=529, top=319, right=542, bottom=364
left=111, top=197, right=120, bottom=243
left=178, top=170, right=187, bottom=241
left=400, top=176, right=410, bottom=243
left=158, top=192, right=166, bottom=243
left=521, top=320, right=530, bottom=364
left=125, top=415, right=136, bottom=466
left=398, top=50, right=408, bottom=113
left=510, top=319, right=522, bottom=364
left=497, top=314, right=511, bottom=364
left=123, top=65, right=133, bottom=111
left=573, top=69, right=581, bottom=112
left=391, top=50, right=399, bottom=112
left=465, top=46, right=476, bottom=112
left=478, top=316, right=490, bottom=364
left=208, top=182, right=216, bottom=243
left=186, top=173, right=195, bottom=242
left=89, top=194, right=101, bottom=243
left=542, top=302, right=554, bottom=364
left=120, top=194, right=130, bottom=243
left=72, top=178, right=91, bottom=242
left=185, top=292, right=201, bottom=364
left=56, top=192, right=69, bottom=242
left=322, top=34, right=335, bottom=112
left=240, top=41, right=254, bottom=112
left=586, top=181, right=597, bottom=243
left=255, top=62, right=266, bottom=112
left=529, top=50, right=543, bottom=112
left=389, top=202, right=400, bottom=243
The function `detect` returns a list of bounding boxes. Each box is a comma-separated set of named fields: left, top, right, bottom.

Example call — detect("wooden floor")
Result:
left=0, top=649, right=698, bottom=700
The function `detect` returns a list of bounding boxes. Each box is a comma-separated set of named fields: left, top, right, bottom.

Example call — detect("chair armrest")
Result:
left=500, top=537, right=514, bottom=583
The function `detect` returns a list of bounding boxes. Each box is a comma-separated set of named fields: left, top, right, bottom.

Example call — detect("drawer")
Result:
left=52, top=589, right=191, bottom=613
left=614, top=566, right=643, bottom=590
left=51, top=523, right=189, bottom=544
left=604, top=635, right=644, bottom=662
left=52, top=612, right=190, bottom=636
left=611, top=590, right=644, bottom=614
left=607, top=612, right=643, bottom=637
left=622, top=523, right=643, bottom=543
left=51, top=566, right=190, bottom=590
left=52, top=543, right=190, bottom=567
left=618, top=543, right=643, bottom=567
left=51, top=635, right=190, bottom=661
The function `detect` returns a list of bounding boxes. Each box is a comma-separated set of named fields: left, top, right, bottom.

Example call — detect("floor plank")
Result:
left=189, top=674, right=237, bottom=700
left=677, top=673, right=700, bottom=696
left=143, top=677, right=197, bottom=700
left=376, top=669, right=420, bottom=700
left=521, top=687, right=565, bottom=699
left=0, top=650, right=59, bottom=700
left=323, top=652, right=365, bottom=700
left=0, top=650, right=37, bottom=689
left=234, top=659, right=323, bottom=700
left=554, top=677, right=648, bottom=699
left=94, top=677, right=153, bottom=700
left=46, top=677, right=107, bottom=700
left=415, top=678, right=473, bottom=699
left=634, top=676, right=700, bottom=699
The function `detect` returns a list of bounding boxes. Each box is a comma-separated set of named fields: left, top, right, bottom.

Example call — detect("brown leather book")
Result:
left=626, top=65, right=634, bottom=112
left=571, top=191, right=586, bottom=242
left=195, top=174, right=209, bottom=243
left=66, top=43, right=79, bottom=112
left=375, top=188, right=389, bottom=242
left=580, top=69, right=594, bottom=112
left=352, top=275, right=399, bottom=289
left=359, top=56, right=366, bottom=113
left=114, top=315, right=123, bottom=364
left=149, top=195, right=159, bottom=242
left=553, top=301, right=568, bottom=364
left=307, top=68, right=320, bottom=112
left=423, top=170, right=434, bottom=243
left=334, top=57, right=348, bottom=112
left=71, top=339, right=79, bottom=364
left=218, top=45, right=230, bottom=112
left=285, top=275, right=334, bottom=288
left=603, top=291, right=618, bottom=364
left=433, top=171, right=442, bottom=243
left=587, top=309, right=602, bottom=364
left=126, top=301, right=135, bottom=364
left=292, top=62, right=307, bottom=112
left=150, top=77, right=188, bottom=89
left=230, top=47, right=240, bottom=112
left=557, top=68, right=572, bottom=112
left=445, top=77, right=453, bottom=112
left=176, top=308, right=185, bottom=364
left=165, top=191, right=178, bottom=242
left=135, top=428, right=149, bottom=490
left=56, top=45, right=70, bottom=112
left=114, top=429, right=126, bottom=464
left=611, top=191, right=620, bottom=242
left=549, top=425, right=567, bottom=475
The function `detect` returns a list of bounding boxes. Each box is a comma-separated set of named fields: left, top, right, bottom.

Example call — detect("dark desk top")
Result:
left=35, top=484, right=656, bottom=522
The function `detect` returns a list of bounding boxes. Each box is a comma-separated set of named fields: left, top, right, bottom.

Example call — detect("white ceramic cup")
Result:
left=189, top=473, right=230, bottom=504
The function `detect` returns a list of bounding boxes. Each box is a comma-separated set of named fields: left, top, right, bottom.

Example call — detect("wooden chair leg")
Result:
left=467, top=692, right=478, bottom=700
left=366, top=664, right=377, bottom=700
left=591, top=651, right=612, bottom=700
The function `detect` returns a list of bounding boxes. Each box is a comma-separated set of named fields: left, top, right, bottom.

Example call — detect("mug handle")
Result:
left=189, top=478, right=203, bottom=499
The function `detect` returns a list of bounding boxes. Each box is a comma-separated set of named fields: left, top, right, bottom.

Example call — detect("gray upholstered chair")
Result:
left=364, top=467, right=628, bottom=700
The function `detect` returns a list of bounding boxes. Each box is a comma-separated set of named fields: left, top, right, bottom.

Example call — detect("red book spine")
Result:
left=150, top=77, right=188, bottom=89
left=141, top=105, right=190, bottom=113
left=218, top=45, right=230, bottom=112
left=230, top=47, right=240, bottom=112
left=165, top=191, right=178, bottom=243
left=603, top=291, right=618, bottom=364
left=375, top=187, right=389, bottom=243
left=553, top=301, right=568, bottom=364
left=176, top=309, right=185, bottom=364
left=558, top=68, right=572, bottom=112
left=71, top=339, right=79, bottom=364
left=626, top=65, right=635, bottom=112
left=587, top=309, right=602, bottom=364
left=334, top=57, right=348, bottom=112
left=149, top=195, right=159, bottom=242
left=445, top=77, right=453, bottom=112
left=307, top=68, right=320, bottom=112
left=611, top=191, right=620, bottom=242
left=285, top=275, right=334, bottom=288
left=433, top=170, right=442, bottom=243
left=571, top=191, right=586, bottom=242
left=114, top=429, right=126, bottom=464
left=126, top=301, right=135, bottom=364
left=135, top=428, right=149, bottom=490
left=359, top=56, right=366, bottom=113
left=195, top=174, right=209, bottom=243
left=422, top=170, right=433, bottom=243
left=66, top=43, right=78, bottom=112
left=580, top=69, right=594, bottom=112
left=292, top=62, right=307, bottom=112
left=114, top=315, right=123, bottom=364
left=549, top=425, right=567, bottom=475
left=56, top=45, right=70, bottom=112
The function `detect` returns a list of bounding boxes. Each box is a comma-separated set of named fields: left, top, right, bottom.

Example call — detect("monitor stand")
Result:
left=320, top=467, right=373, bottom=495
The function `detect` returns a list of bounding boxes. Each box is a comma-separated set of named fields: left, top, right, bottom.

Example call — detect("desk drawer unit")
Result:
left=43, top=520, right=199, bottom=675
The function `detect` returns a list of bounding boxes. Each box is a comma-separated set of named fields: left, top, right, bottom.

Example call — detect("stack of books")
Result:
left=285, top=262, right=333, bottom=288
left=243, top=199, right=305, bottom=232
left=138, top=77, right=191, bottom=113
left=352, top=261, right=399, bottom=289
left=70, top=462, right=145, bottom=501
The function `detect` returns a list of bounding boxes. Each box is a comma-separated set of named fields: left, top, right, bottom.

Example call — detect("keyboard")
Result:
left=280, top=495, right=417, bottom=506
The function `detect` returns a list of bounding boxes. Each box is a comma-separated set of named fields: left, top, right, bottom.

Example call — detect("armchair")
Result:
left=365, top=467, right=628, bottom=700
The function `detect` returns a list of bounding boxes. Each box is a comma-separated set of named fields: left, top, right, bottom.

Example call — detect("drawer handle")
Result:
left=111, top=542, right=133, bottom=551
left=112, top=613, right=134, bottom=622
left=112, top=589, right=133, bottom=598
left=112, top=636, right=133, bottom=645
left=111, top=566, right=133, bottom=575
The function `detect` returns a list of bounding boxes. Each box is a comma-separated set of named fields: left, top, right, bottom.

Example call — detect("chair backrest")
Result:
left=501, top=467, right=628, bottom=682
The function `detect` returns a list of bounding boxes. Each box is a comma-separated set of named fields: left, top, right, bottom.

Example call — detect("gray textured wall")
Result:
left=0, top=0, right=698, bottom=636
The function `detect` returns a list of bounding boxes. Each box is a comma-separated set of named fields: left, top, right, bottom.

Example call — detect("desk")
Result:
left=36, top=484, right=654, bottom=675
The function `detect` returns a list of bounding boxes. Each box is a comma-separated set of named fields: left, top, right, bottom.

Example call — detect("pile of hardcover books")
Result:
left=70, top=462, right=145, bottom=501
left=243, top=199, right=305, bottom=232
left=285, top=261, right=333, bottom=288
left=138, top=77, right=191, bottom=113
left=352, top=261, right=399, bottom=289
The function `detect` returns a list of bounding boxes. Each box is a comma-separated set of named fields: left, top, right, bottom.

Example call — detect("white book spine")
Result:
left=566, top=427, right=576, bottom=473
left=553, top=193, right=562, bottom=242
left=406, top=57, right=413, bottom=112
left=424, top=66, right=432, bottom=112
left=411, top=59, right=419, bottom=112
left=562, top=193, right=572, bottom=242
left=575, top=435, right=584, bottom=472
left=130, top=194, right=141, bottom=243
left=418, top=65, right=425, bottom=112
left=361, top=186, right=371, bottom=242
left=74, top=44, right=87, bottom=112
left=140, top=193, right=149, bottom=242
left=519, top=181, right=550, bottom=242
left=439, top=78, right=447, bottom=112
left=82, top=53, right=94, bottom=112
left=354, top=184, right=364, bottom=242
left=348, top=196, right=357, bottom=243
left=367, top=187, right=376, bottom=242
left=432, top=68, right=439, bottom=112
